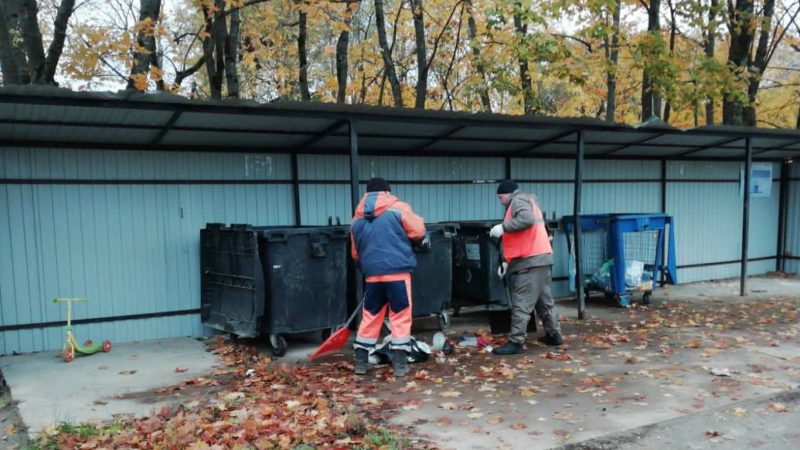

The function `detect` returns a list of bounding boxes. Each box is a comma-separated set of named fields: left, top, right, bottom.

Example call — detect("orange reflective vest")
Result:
left=502, top=196, right=552, bottom=263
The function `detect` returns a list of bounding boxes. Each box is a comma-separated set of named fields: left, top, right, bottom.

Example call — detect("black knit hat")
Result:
left=497, top=179, right=518, bottom=194
left=366, top=177, right=391, bottom=192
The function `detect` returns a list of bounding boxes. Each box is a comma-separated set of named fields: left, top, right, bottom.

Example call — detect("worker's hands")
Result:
left=489, top=224, right=504, bottom=239
left=497, top=262, right=509, bottom=278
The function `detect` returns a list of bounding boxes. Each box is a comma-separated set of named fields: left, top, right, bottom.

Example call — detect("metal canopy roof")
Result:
left=1, top=86, right=799, bottom=161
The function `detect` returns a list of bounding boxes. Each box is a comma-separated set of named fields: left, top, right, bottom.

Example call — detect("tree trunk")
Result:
left=374, top=0, right=402, bottom=106
left=513, top=3, right=534, bottom=114
left=15, top=0, right=46, bottom=84
left=336, top=1, right=356, bottom=103
left=201, top=2, right=222, bottom=100
left=297, top=1, right=311, bottom=100
left=662, top=0, right=677, bottom=123
left=224, top=7, right=240, bottom=98
left=743, top=0, right=775, bottom=126
left=44, top=0, right=75, bottom=84
left=410, top=0, right=427, bottom=108
left=465, top=0, right=491, bottom=112
left=704, top=0, right=718, bottom=125
left=796, top=100, right=800, bottom=129
left=723, top=0, right=755, bottom=126
left=127, top=0, right=161, bottom=91
left=640, top=0, right=661, bottom=121
left=0, top=1, right=25, bottom=84
left=606, top=0, right=621, bottom=123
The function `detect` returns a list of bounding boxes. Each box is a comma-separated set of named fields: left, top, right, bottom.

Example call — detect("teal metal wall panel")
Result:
left=666, top=162, right=779, bottom=283
left=786, top=176, right=800, bottom=274
left=1, top=147, right=290, bottom=180
left=1, top=148, right=294, bottom=354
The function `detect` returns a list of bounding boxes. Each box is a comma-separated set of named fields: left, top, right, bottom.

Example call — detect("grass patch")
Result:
left=357, top=428, right=412, bottom=449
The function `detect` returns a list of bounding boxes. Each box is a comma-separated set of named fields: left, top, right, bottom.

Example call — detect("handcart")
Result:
left=563, top=214, right=677, bottom=307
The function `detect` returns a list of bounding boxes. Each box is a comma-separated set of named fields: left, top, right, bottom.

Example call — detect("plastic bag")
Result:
left=591, top=259, right=613, bottom=289
left=625, top=260, right=645, bottom=287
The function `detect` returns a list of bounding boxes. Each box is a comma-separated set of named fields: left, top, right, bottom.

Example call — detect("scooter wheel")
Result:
left=84, top=340, right=93, bottom=346
left=102, top=340, right=111, bottom=352
left=63, top=346, right=74, bottom=362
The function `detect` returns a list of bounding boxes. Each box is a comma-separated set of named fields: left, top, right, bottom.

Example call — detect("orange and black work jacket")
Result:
left=350, top=191, right=426, bottom=277
left=501, top=190, right=553, bottom=273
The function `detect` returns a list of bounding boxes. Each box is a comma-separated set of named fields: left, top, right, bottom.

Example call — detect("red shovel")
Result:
left=309, top=297, right=365, bottom=361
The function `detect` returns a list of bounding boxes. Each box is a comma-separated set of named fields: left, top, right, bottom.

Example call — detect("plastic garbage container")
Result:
left=452, top=221, right=511, bottom=313
left=200, top=224, right=349, bottom=357
left=411, top=223, right=458, bottom=330
left=563, top=213, right=677, bottom=307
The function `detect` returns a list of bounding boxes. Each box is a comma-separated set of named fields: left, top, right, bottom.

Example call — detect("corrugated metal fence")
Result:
left=786, top=162, right=800, bottom=274
left=0, top=147, right=791, bottom=353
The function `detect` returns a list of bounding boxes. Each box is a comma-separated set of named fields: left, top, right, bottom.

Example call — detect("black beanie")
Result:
left=366, top=177, right=391, bottom=192
left=497, top=179, right=518, bottom=195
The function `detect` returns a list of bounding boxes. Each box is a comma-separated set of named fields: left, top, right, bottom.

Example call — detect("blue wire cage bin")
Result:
left=563, top=214, right=677, bottom=307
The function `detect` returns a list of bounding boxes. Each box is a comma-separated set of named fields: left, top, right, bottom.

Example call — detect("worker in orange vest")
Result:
left=350, top=177, right=427, bottom=376
left=490, top=180, right=562, bottom=355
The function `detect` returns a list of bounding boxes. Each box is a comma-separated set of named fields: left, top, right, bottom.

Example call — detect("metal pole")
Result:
left=291, top=152, right=302, bottom=225
left=740, top=137, right=752, bottom=296
left=348, top=119, right=360, bottom=213
left=776, top=161, right=790, bottom=272
left=574, top=130, right=585, bottom=319
left=660, top=159, right=667, bottom=287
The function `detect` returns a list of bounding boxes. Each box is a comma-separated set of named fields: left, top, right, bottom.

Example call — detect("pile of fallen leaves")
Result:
left=35, top=338, right=423, bottom=450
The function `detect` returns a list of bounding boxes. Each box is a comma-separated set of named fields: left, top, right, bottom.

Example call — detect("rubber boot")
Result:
left=392, top=349, right=409, bottom=377
left=537, top=332, right=563, bottom=346
left=354, top=348, right=369, bottom=375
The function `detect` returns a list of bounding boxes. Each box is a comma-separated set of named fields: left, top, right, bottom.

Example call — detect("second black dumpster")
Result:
left=411, top=223, right=458, bottom=331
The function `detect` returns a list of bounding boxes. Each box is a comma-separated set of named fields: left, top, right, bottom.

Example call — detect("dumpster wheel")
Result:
left=438, top=312, right=452, bottom=331
left=268, top=334, right=288, bottom=357
left=642, top=291, right=652, bottom=305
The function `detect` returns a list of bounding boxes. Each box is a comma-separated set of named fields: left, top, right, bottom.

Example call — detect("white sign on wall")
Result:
left=740, top=162, right=773, bottom=198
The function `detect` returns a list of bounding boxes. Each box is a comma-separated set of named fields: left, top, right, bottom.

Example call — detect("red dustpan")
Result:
left=309, top=297, right=365, bottom=361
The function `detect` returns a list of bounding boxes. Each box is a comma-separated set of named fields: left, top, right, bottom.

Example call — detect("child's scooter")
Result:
left=53, top=297, right=111, bottom=362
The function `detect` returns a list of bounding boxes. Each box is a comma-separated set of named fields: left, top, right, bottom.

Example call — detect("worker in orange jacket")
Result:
left=490, top=180, right=562, bottom=355
left=350, top=177, right=426, bottom=376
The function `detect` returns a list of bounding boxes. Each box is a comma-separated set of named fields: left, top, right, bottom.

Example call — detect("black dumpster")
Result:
left=452, top=221, right=511, bottom=313
left=200, top=224, right=349, bottom=356
left=411, top=223, right=458, bottom=330
left=452, top=221, right=537, bottom=334
left=201, top=223, right=266, bottom=338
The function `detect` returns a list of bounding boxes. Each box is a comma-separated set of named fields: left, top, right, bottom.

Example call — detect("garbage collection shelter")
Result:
left=1, top=86, right=798, bottom=355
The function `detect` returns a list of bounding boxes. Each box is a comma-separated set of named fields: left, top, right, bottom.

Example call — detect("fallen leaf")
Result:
left=510, top=423, right=527, bottom=430
left=174, top=367, right=189, bottom=373
left=97, top=365, right=109, bottom=370
left=224, top=392, right=246, bottom=402
left=731, top=407, right=747, bottom=417
left=553, top=411, right=573, bottom=421
left=467, top=412, right=485, bottom=419
left=93, top=400, right=108, bottom=406
left=705, top=430, right=722, bottom=437
left=440, top=390, right=462, bottom=398
left=554, top=429, right=570, bottom=437
left=435, top=417, right=453, bottom=425
left=487, top=417, right=504, bottom=425
left=118, top=370, right=137, bottom=375
left=284, top=400, right=300, bottom=408
left=439, top=402, right=458, bottom=410
left=768, top=402, right=788, bottom=413
left=685, top=339, right=702, bottom=349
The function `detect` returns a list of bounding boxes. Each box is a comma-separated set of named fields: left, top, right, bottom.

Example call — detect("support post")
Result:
left=291, top=152, right=302, bottom=225
left=348, top=119, right=360, bottom=213
left=740, top=137, right=752, bottom=296
left=574, top=131, right=585, bottom=319
left=776, top=161, right=790, bottom=272
left=660, top=159, right=667, bottom=286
